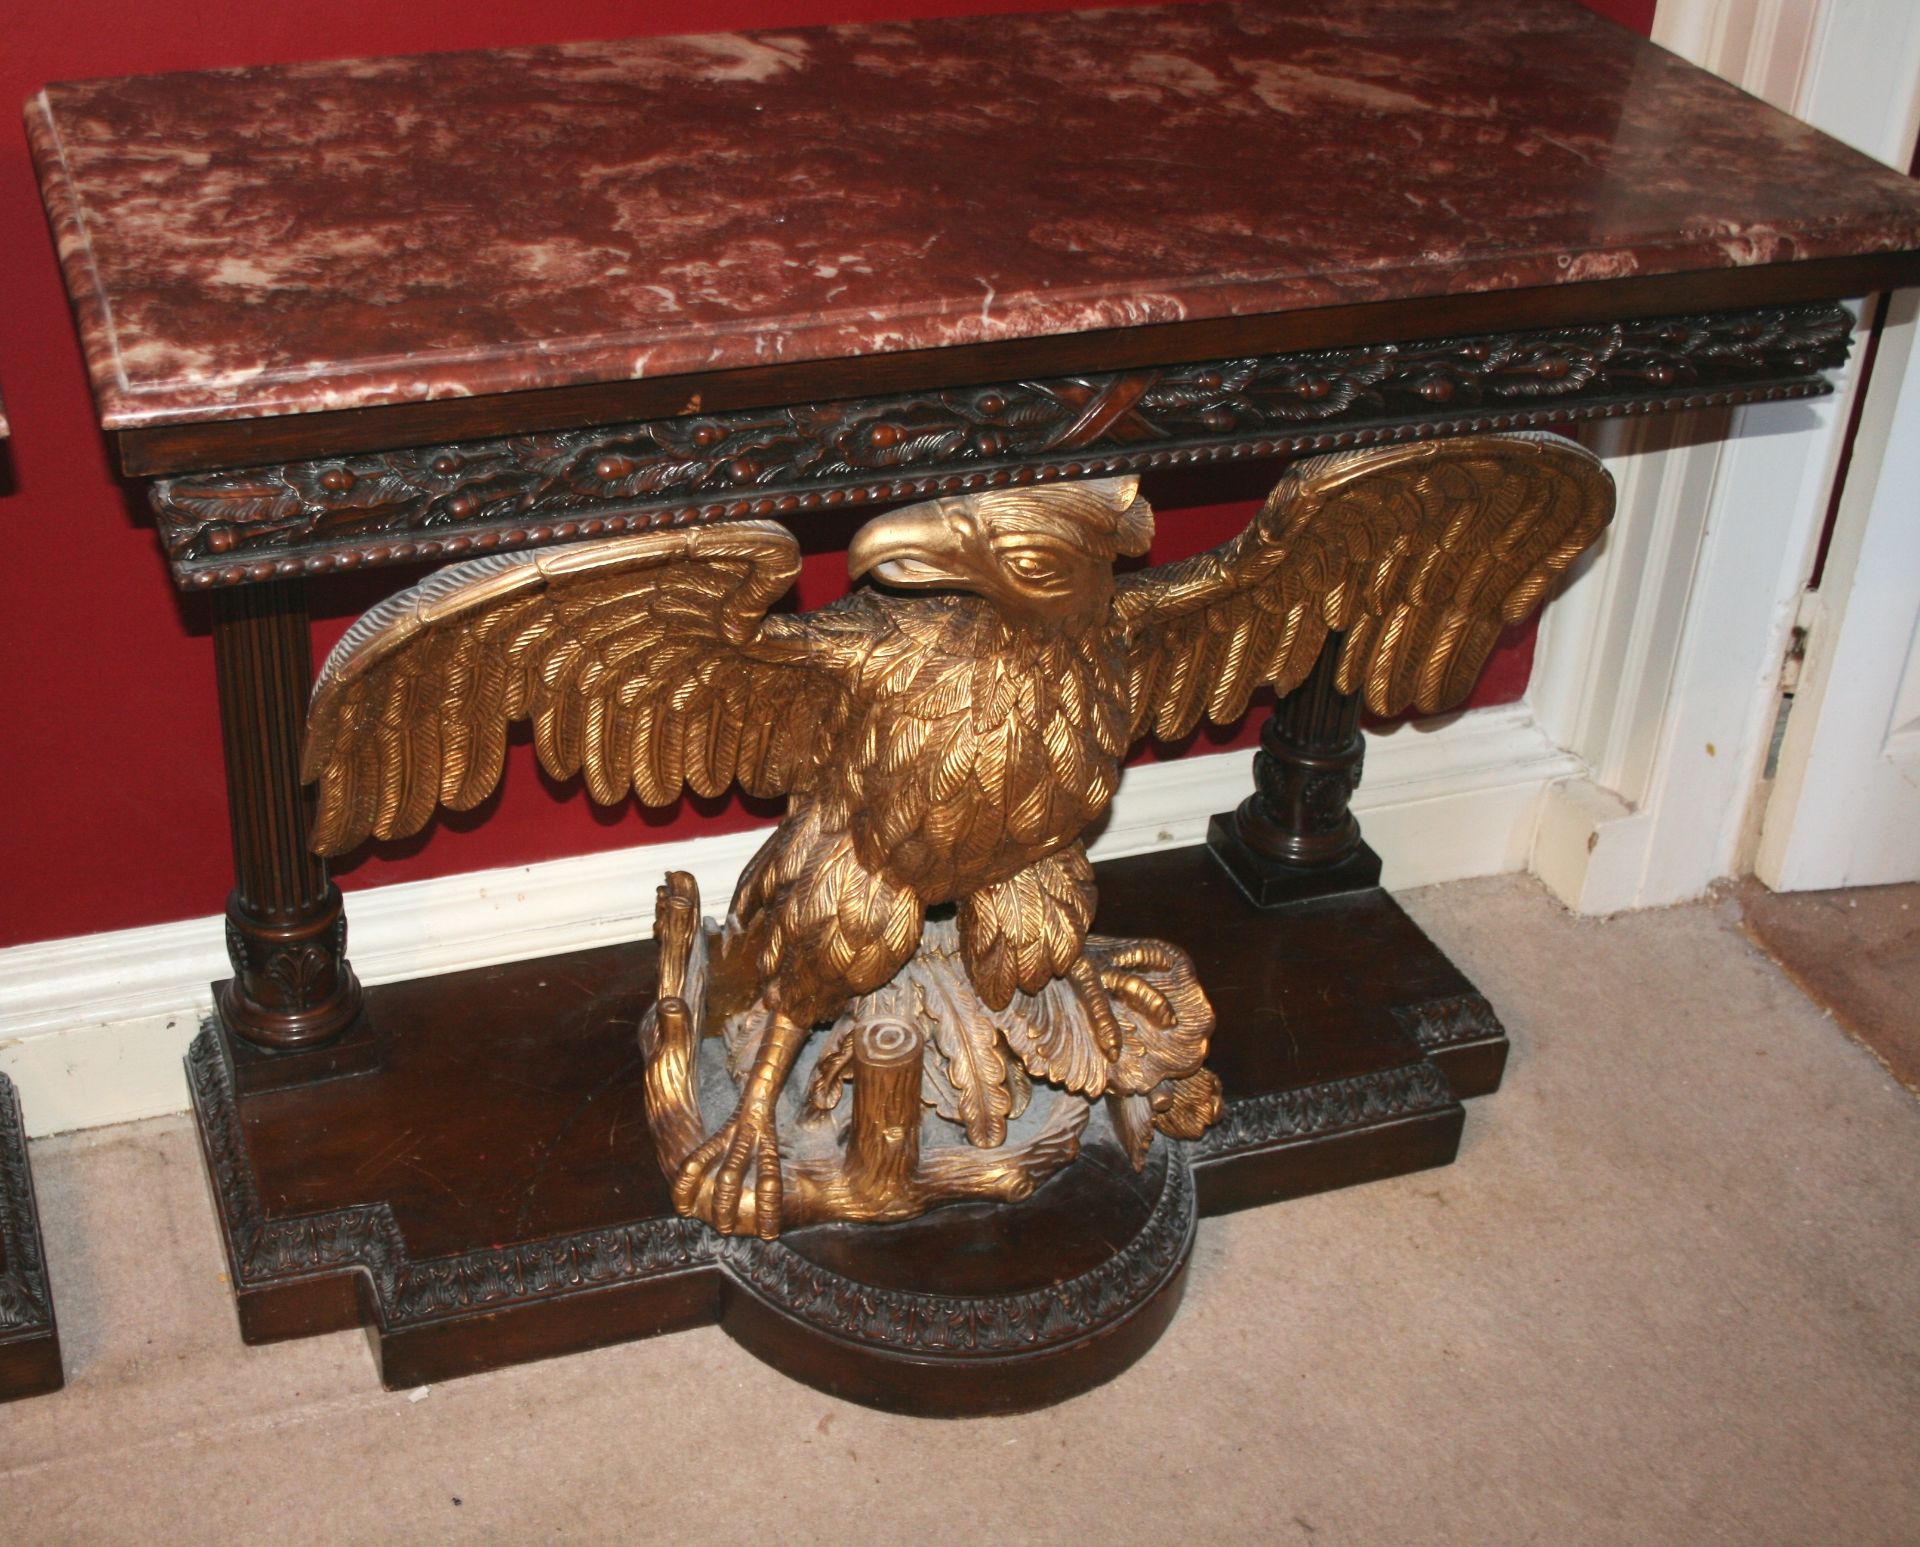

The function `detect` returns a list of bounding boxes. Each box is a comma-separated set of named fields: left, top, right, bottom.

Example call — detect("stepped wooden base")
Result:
left=188, top=843, right=1505, bottom=1414
left=0, top=1073, right=63, bottom=1401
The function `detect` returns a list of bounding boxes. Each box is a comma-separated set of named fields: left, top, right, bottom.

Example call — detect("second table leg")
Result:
left=211, top=580, right=364, bottom=1061
left=1206, top=634, right=1385, bottom=906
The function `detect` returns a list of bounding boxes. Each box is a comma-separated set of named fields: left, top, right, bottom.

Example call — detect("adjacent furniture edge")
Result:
left=148, top=300, right=1851, bottom=589
left=0, top=1071, right=63, bottom=1400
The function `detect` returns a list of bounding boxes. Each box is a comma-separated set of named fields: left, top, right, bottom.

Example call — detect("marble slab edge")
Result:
left=31, top=150, right=1918, bottom=439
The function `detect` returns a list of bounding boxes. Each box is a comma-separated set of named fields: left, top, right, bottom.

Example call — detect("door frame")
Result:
left=1525, top=0, right=1920, bottom=912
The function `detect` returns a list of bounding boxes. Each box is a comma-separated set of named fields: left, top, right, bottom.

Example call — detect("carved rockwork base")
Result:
left=185, top=843, right=1502, bottom=1413
left=0, top=1073, right=63, bottom=1402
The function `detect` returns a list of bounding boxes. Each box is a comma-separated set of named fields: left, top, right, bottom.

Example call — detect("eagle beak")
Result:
left=847, top=501, right=973, bottom=590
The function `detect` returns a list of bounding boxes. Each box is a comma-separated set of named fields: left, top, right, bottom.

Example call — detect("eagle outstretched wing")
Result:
left=1113, top=432, right=1613, bottom=741
left=302, top=521, right=849, bottom=854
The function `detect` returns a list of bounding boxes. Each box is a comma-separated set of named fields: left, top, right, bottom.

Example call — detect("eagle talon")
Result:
left=1065, top=955, right=1126, bottom=1061
left=1099, top=962, right=1176, bottom=1031
left=675, top=1100, right=784, bottom=1237
left=1065, top=947, right=1185, bottom=1061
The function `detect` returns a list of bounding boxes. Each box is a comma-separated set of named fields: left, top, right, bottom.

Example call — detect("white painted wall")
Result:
left=1751, top=0, right=1920, bottom=888
left=1758, top=290, right=1920, bottom=887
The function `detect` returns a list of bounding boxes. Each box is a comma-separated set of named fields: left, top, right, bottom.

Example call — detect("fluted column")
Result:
left=211, top=581, right=363, bottom=1050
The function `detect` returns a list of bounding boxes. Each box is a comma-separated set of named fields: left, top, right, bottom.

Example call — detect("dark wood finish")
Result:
left=1237, top=641, right=1369, bottom=869
left=186, top=843, right=1492, bottom=1411
left=211, top=581, right=364, bottom=1067
left=1208, top=635, right=1386, bottom=907
left=115, top=260, right=1914, bottom=478
left=147, top=302, right=1850, bottom=588
left=717, top=1134, right=1195, bottom=1416
left=1095, top=845, right=1501, bottom=1112
left=0, top=1073, right=63, bottom=1402
left=219, top=1000, right=379, bottom=1094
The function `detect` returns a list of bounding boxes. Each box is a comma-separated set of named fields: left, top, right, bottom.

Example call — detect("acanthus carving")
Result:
left=1251, top=745, right=1354, bottom=822
left=150, top=303, right=1850, bottom=588
left=389, top=1221, right=716, bottom=1325
left=0, top=1074, right=53, bottom=1334
left=1193, top=1060, right=1456, bottom=1162
left=1393, top=994, right=1505, bottom=1053
left=264, top=943, right=335, bottom=1004
left=221, top=905, right=352, bottom=1018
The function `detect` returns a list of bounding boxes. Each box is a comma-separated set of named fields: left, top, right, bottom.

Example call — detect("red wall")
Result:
left=0, top=0, right=1652, bottom=949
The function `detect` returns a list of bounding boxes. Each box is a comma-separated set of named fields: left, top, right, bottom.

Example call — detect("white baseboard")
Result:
left=0, top=703, right=1579, bottom=1137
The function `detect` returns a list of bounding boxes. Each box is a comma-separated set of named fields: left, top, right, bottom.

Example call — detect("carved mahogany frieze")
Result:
left=1394, top=995, right=1506, bottom=1055
left=151, top=303, right=1850, bottom=588
left=189, top=1025, right=1451, bottom=1343
left=719, top=1148, right=1194, bottom=1356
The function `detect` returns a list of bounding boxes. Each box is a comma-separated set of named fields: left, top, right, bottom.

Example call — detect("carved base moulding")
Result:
left=0, top=1073, right=63, bottom=1402
left=187, top=846, right=1498, bottom=1414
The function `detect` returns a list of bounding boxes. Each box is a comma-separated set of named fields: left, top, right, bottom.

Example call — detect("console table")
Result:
left=0, top=387, right=65, bottom=1402
left=30, top=0, right=1920, bottom=1408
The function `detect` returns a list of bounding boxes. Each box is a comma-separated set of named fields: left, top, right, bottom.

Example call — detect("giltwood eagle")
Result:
left=303, top=432, right=1611, bottom=1234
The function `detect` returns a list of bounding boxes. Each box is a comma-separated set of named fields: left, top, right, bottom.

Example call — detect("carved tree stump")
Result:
left=845, top=1019, right=925, bottom=1209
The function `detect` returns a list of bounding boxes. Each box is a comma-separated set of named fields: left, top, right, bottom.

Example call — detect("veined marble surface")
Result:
left=27, top=0, right=1920, bottom=431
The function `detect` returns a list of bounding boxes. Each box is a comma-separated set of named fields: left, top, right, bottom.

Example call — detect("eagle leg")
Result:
left=1064, top=955, right=1126, bottom=1061
left=1064, top=948, right=1179, bottom=1064
left=672, top=1009, right=811, bottom=1238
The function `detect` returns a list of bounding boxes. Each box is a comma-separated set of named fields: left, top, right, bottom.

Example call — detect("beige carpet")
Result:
left=4, top=874, right=1917, bottom=1546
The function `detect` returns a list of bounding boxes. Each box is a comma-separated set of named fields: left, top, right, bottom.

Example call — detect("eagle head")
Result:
left=848, top=476, right=1154, bottom=628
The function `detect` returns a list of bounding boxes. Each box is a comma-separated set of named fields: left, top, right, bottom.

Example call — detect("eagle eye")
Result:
left=1002, top=550, right=1061, bottom=584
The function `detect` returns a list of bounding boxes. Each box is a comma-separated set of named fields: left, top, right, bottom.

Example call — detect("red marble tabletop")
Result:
left=27, top=0, right=1920, bottom=433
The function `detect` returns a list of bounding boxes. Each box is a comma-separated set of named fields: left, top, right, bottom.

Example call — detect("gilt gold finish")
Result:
left=303, top=432, right=1615, bottom=1237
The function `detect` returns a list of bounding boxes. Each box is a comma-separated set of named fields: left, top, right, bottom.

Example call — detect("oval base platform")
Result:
left=716, top=1132, right=1195, bottom=1416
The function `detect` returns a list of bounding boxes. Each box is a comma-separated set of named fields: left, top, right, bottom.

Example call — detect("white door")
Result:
left=1651, top=0, right=1920, bottom=898
left=1740, top=0, right=1920, bottom=890
left=1757, top=289, right=1920, bottom=888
